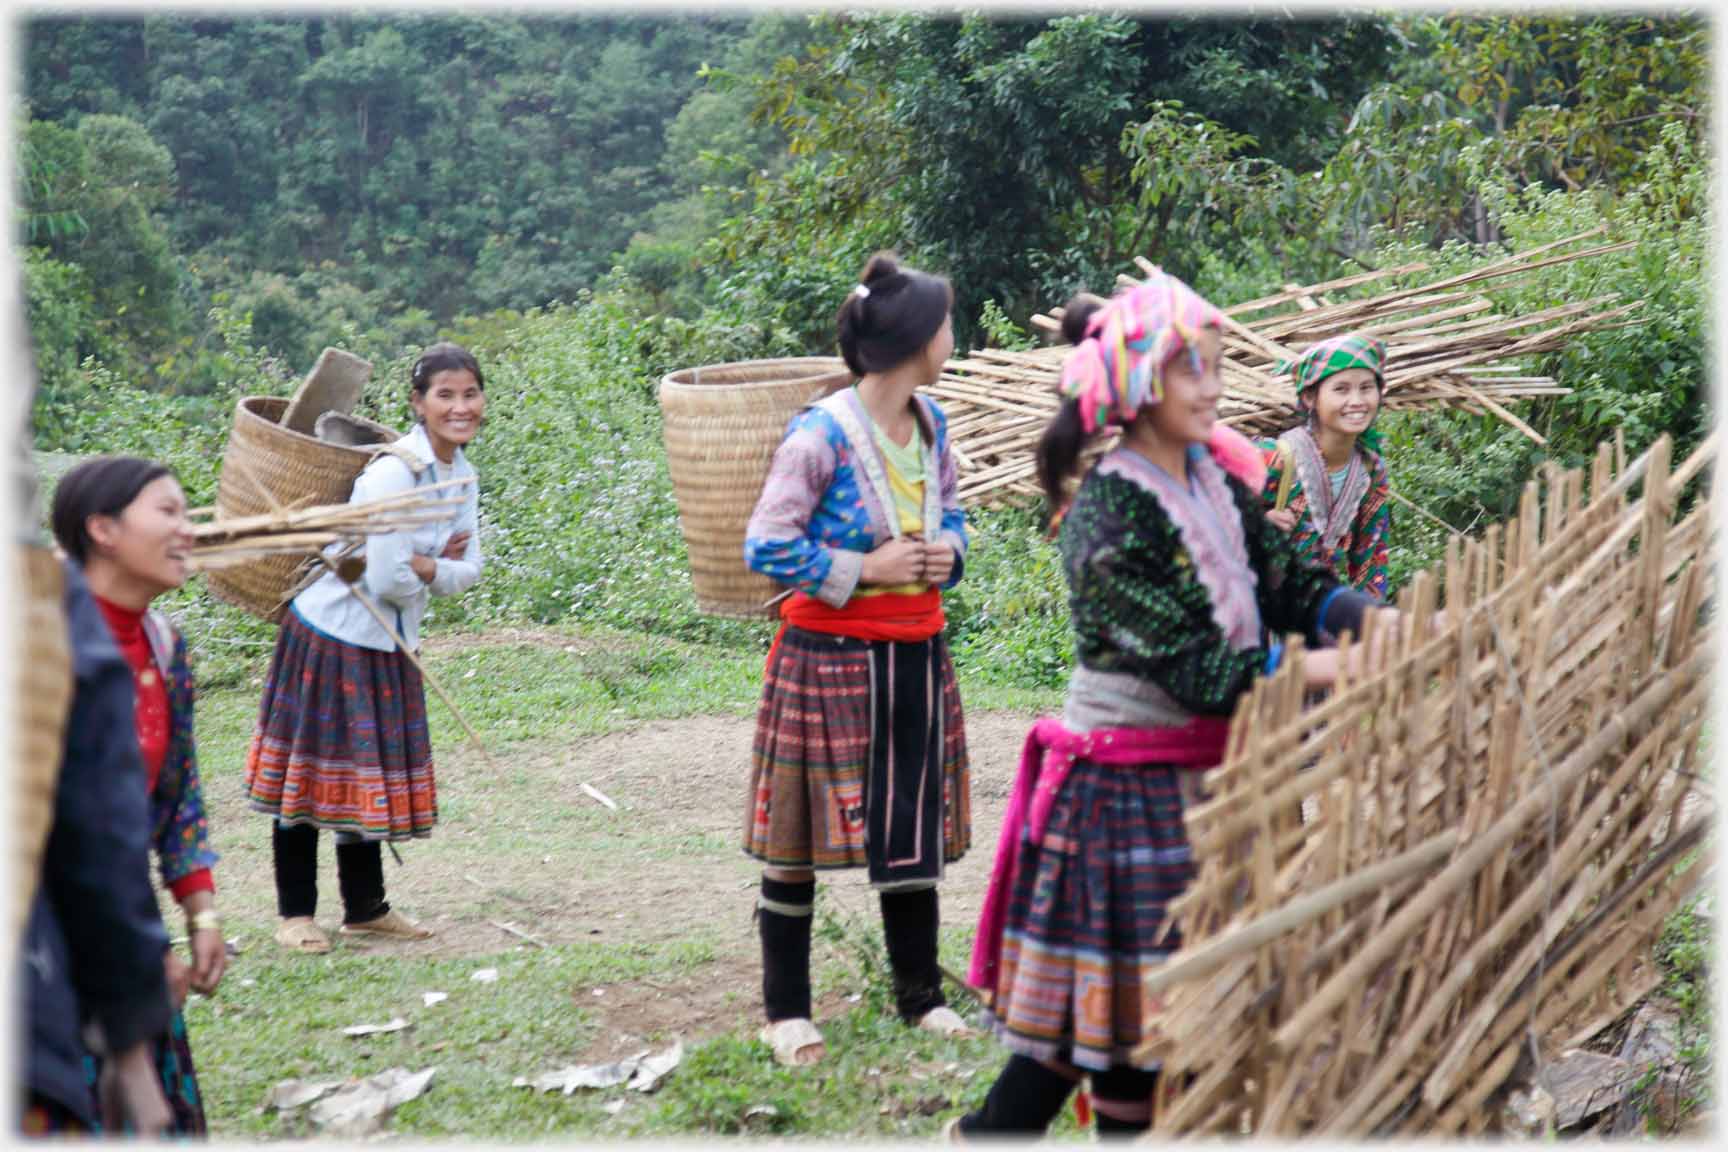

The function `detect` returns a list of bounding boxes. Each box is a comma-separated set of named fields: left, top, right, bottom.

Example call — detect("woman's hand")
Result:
left=860, top=538, right=926, bottom=586
left=441, top=530, right=470, bottom=561
left=409, top=554, right=437, bottom=584
left=164, top=948, right=191, bottom=1012
left=1301, top=648, right=1341, bottom=689
left=922, top=541, right=956, bottom=586
left=1365, top=607, right=1409, bottom=666
left=100, top=1041, right=171, bottom=1136
left=189, top=927, right=227, bottom=996
left=1265, top=508, right=1299, bottom=533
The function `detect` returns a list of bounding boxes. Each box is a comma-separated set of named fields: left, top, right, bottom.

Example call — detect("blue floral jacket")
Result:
left=744, top=388, right=969, bottom=607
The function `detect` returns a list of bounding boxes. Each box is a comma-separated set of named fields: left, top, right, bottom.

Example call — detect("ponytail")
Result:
left=1036, top=399, right=1087, bottom=523
left=835, top=251, right=952, bottom=377
left=1038, top=291, right=1110, bottom=527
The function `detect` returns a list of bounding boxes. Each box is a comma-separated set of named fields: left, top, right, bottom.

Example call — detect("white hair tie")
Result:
left=853, top=284, right=871, bottom=299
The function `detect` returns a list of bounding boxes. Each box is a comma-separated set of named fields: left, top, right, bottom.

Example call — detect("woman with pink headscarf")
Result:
left=950, top=271, right=1402, bottom=1140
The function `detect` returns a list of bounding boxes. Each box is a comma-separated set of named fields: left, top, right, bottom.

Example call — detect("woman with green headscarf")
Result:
left=1260, top=332, right=1394, bottom=599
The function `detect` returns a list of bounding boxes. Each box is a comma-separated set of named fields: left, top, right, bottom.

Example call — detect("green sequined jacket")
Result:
left=1059, top=460, right=1369, bottom=717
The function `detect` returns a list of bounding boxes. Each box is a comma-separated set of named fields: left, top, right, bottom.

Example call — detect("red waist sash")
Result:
left=766, top=588, right=945, bottom=671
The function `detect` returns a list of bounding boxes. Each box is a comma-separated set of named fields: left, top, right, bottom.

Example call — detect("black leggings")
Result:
left=272, top=820, right=390, bottom=923
left=757, top=878, right=947, bottom=1023
left=959, top=1055, right=1158, bottom=1138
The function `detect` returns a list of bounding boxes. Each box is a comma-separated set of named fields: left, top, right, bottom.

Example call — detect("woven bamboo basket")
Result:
left=206, top=396, right=400, bottom=622
left=660, top=358, right=852, bottom=619
left=13, top=544, right=73, bottom=948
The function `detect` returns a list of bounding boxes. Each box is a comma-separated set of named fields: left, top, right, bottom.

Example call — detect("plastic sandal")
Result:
left=338, top=909, right=433, bottom=940
left=916, top=1005, right=974, bottom=1037
left=274, top=917, right=331, bottom=954
left=759, top=1017, right=825, bottom=1067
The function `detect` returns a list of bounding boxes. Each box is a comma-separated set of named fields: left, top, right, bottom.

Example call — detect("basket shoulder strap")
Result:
left=142, top=609, right=178, bottom=680
left=369, top=441, right=428, bottom=475
left=1274, top=442, right=1297, bottom=512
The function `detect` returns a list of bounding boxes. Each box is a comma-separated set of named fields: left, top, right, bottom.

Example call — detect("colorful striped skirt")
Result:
left=744, top=627, right=970, bottom=888
left=78, top=1010, right=205, bottom=1137
left=980, top=756, right=1195, bottom=1071
left=245, top=608, right=436, bottom=841
left=156, top=1010, right=206, bottom=1136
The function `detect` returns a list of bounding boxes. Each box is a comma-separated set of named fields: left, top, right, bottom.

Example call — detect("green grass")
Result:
left=185, top=901, right=1091, bottom=1142
left=190, top=938, right=718, bottom=1139
left=630, top=900, right=1086, bottom=1141
left=1644, top=895, right=1714, bottom=1131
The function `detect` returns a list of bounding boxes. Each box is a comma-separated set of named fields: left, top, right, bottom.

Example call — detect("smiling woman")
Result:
left=1258, top=332, right=1395, bottom=599
left=242, top=343, right=488, bottom=956
left=49, top=455, right=225, bottom=1135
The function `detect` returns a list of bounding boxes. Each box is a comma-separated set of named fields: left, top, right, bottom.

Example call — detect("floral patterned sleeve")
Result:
left=742, top=408, right=862, bottom=608
left=1257, top=439, right=1285, bottom=511
left=1233, top=478, right=1374, bottom=645
left=152, top=634, right=217, bottom=900
left=929, top=400, right=969, bottom=588
left=1355, top=460, right=1394, bottom=600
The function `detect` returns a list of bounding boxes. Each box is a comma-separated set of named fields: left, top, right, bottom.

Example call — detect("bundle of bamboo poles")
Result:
left=187, top=475, right=496, bottom=767
left=1134, top=429, right=1715, bottom=1137
left=186, top=478, right=470, bottom=572
left=931, top=229, right=1637, bottom=508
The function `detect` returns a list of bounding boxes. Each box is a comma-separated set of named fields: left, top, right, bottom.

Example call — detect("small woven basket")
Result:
left=206, top=396, right=400, bottom=622
left=659, top=358, right=851, bottom=619
left=13, top=545, right=73, bottom=948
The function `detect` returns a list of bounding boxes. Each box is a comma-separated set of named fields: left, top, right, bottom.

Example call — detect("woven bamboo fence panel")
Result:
left=1134, top=429, right=1716, bottom=1136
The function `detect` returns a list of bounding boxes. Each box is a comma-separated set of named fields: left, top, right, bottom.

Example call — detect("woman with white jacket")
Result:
left=246, top=343, right=486, bottom=954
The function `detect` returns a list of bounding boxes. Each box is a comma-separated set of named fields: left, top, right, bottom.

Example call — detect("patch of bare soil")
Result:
left=264, top=710, right=1032, bottom=1056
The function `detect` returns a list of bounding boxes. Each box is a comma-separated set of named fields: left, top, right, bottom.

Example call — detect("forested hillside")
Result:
left=17, top=11, right=1709, bottom=679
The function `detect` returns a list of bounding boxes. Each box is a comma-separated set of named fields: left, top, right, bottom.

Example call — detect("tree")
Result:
left=721, top=11, right=1395, bottom=344
left=21, top=113, right=184, bottom=375
left=1322, top=14, right=1706, bottom=247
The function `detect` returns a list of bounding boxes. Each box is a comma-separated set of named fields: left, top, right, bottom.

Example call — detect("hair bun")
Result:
left=860, top=251, right=902, bottom=286
left=1058, top=293, right=1107, bottom=346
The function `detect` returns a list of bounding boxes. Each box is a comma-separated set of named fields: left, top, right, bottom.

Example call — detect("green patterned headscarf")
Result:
left=1279, top=331, right=1388, bottom=455
left=1284, top=331, right=1386, bottom=396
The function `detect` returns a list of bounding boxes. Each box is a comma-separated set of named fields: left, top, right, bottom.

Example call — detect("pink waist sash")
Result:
left=966, top=714, right=1229, bottom=993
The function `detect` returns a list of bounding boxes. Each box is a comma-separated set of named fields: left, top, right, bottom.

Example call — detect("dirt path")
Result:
left=210, top=709, right=1033, bottom=1062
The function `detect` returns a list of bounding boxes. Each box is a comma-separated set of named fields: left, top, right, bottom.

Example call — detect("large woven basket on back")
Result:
left=660, top=358, right=852, bottom=619
left=207, top=396, right=400, bottom=622
left=14, top=544, right=73, bottom=949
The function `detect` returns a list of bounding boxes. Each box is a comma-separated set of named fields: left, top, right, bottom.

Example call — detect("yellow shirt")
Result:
left=857, top=418, right=928, bottom=597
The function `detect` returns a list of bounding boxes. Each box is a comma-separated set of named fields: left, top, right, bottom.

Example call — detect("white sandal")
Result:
left=759, top=1017, right=825, bottom=1067
left=917, top=1006, right=974, bottom=1037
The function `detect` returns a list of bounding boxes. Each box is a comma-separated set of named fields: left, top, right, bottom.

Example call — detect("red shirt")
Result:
left=93, top=595, right=214, bottom=901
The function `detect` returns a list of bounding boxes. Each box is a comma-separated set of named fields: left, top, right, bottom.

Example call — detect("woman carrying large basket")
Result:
left=246, top=343, right=486, bottom=954
left=742, top=253, right=974, bottom=1066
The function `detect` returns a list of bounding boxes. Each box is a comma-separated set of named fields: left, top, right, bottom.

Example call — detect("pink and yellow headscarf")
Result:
left=1058, top=270, right=1225, bottom=435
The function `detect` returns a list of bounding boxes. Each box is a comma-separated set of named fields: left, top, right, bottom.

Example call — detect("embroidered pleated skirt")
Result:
left=245, top=608, right=437, bottom=842
left=78, top=1010, right=205, bottom=1136
left=980, top=756, right=1195, bottom=1071
left=744, top=627, right=970, bottom=888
